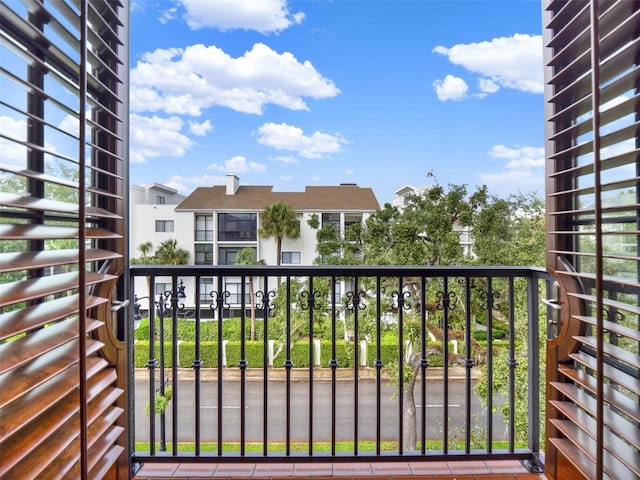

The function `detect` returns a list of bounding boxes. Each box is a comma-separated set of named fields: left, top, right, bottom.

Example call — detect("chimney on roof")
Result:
left=226, top=174, right=239, bottom=195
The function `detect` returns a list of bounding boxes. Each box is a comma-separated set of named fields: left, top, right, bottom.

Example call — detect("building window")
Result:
left=322, top=212, right=341, bottom=232
left=155, top=282, right=172, bottom=296
left=219, top=247, right=245, bottom=265
left=195, top=214, right=213, bottom=241
left=195, top=244, right=213, bottom=265
left=218, top=213, right=257, bottom=241
left=225, top=279, right=251, bottom=305
left=281, top=251, right=301, bottom=264
left=156, top=195, right=166, bottom=204
left=155, top=220, right=174, bottom=232
left=199, top=277, right=214, bottom=304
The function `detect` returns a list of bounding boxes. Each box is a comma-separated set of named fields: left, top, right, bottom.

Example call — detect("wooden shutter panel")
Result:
left=543, top=1, right=640, bottom=479
left=0, top=1, right=129, bottom=478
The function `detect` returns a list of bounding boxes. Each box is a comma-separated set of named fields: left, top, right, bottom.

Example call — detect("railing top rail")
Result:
left=130, top=264, right=548, bottom=278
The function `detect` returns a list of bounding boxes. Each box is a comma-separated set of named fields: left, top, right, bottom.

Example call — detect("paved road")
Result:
left=134, top=370, right=509, bottom=445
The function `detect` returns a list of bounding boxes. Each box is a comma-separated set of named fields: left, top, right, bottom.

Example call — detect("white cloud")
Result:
left=280, top=174, right=294, bottom=181
left=488, top=145, right=544, bottom=169
left=158, top=7, right=178, bottom=24
left=432, top=75, right=468, bottom=101
left=164, top=173, right=227, bottom=194
left=130, top=114, right=194, bottom=163
left=255, top=122, right=347, bottom=159
left=131, top=43, right=339, bottom=116
left=478, top=78, right=500, bottom=94
left=479, top=144, right=545, bottom=194
left=0, top=116, right=27, bottom=165
left=207, top=155, right=266, bottom=173
left=188, top=119, right=213, bottom=136
left=178, top=0, right=304, bottom=34
left=434, top=34, right=543, bottom=96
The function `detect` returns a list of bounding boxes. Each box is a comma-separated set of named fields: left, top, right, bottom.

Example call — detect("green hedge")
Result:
left=319, top=340, right=353, bottom=368
left=179, top=341, right=220, bottom=368
left=134, top=341, right=173, bottom=368
left=132, top=339, right=457, bottom=369
left=225, top=341, right=265, bottom=368
left=365, top=342, right=399, bottom=368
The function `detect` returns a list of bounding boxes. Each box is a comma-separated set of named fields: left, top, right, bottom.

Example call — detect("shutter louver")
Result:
left=1, top=1, right=128, bottom=479
left=543, top=1, right=640, bottom=479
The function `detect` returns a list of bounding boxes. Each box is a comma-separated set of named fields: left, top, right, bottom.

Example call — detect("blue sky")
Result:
left=129, top=0, right=545, bottom=204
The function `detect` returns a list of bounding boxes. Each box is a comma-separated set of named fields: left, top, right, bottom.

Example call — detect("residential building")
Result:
left=130, top=183, right=186, bottom=258
left=130, top=174, right=380, bottom=316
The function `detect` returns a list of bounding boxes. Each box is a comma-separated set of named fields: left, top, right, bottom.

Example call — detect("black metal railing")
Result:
left=129, top=265, right=550, bottom=472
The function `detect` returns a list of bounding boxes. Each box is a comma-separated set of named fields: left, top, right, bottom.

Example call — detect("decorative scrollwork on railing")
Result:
left=300, top=290, right=323, bottom=311
left=345, top=290, right=366, bottom=312
left=436, top=291, right=457, bottom=311
left=255, top=289, right=277, bottom=316
left=209, top=290, right=230, bottom=312
left=480, top=290, right=500, bottom=311
left=390, top=290, right=411, bottom=312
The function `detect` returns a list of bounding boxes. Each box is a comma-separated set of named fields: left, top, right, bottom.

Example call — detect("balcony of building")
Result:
left=124, top=264, right=551, bottom=480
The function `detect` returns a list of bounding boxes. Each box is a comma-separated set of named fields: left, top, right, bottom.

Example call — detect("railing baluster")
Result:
left=420, top=275, right=427, bottom=455
left=285, top=276, right=292, bottom=456
left=194, top=276, right=202, bottom=456
left=261, top=275, right=270, bottom=456
left=442, top=276, right=450, bottom=454
left=216, top=274, right=224, bottom=456
left=148, top=278, right=157, bottom=456
left=239, top=275, right=247, bottom=456
left=330, top=275, right=337, bottom=457
left=464, top=276, right=472, bottom=454
left=507, top=277, right=516, bottom=453
left=375, top=275, right=382, bottom=456
left=396, top=275, right=404, bottom=455
left=353, top=275, right=360, bottom=455
left=486, top=276, right=494, bottom=453
left=171, top=275, right=179, bottom=456
left=308, top=275, right=315, bottom=456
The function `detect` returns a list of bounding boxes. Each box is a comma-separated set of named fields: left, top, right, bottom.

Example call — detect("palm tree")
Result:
left=259, top=202, right=300, bottom=266
left=135, top=241, right=154, bottom=264
left=154, top=239, right=189, bottom=265
left=235, top=247, right=265, bottom=341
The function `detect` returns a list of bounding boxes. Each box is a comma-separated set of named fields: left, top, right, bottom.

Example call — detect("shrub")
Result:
left=225, top=341, right=265, bottom=368
left=179, top=341, right=220, bottom=368
left=134, top=341, right=173, bottom=367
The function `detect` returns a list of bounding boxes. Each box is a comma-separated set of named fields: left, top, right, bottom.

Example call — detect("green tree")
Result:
left=133, top=241, right=154, bottom=264
left=235, top=247, right=265, bottom=341
left=259, top=202, right=300, bottom=266
left=154, top=239, right=189, bottom=265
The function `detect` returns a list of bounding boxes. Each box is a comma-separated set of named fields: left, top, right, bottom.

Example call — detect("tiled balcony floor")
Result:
left=133, top=460, right=547, bottom=479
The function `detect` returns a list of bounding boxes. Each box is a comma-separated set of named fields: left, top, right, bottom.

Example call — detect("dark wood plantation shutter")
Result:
left=0, top=1, right=129, bottom=478
left=543, top=1, right=640, bottom=479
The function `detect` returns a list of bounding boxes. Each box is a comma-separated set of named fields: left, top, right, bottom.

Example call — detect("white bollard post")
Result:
left=314, top=339, right=321, bottom=366
left=222, top=339, right=228, bottom=367
left=268, top=339, right=274, bottom=366
left=360, top=340, right=367, bottom=366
